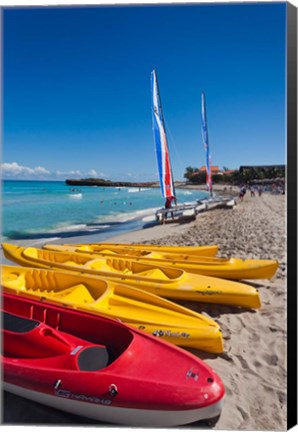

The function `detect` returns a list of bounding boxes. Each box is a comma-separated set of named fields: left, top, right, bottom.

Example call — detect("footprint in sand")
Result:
left=235, top=354, right=250, bottom=370
left=236, top=405, right=249, bottom=422
left=263, top=353, right=279, bottom=366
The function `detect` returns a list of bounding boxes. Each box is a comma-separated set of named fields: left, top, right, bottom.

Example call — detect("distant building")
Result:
left=222, top=169, right=238, bottom=175
left=198, top=165, right=220, bottom=174
left=239, top=165, right=285, bottom=172
left=198, top=166, right=238, bottom=176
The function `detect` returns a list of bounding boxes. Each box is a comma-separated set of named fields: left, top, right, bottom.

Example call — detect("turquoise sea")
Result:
left=2, top=180, right=207, bottom=242
left=2, top=179, right=208, bottom=424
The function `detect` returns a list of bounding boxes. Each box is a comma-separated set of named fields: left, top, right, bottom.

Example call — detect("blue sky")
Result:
left=2, top=3, right=286, bottom=181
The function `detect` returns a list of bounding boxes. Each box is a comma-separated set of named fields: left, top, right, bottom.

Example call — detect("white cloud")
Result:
left=55, top=169, right=82, bottom=178
left=1, top=162, right=50, bottom=178
left=87, top=169, right=98, bottom=177
left=1, top=161, right=155, bottom=182
left=1, top=162, right=106, bottom=180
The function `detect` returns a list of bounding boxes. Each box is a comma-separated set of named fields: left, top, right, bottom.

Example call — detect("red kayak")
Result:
left=2, top=293, right=225, bottom=427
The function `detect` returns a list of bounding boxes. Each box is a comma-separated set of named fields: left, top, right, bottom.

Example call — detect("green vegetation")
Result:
left=239, top=165, right=285, bottom=183
left=184, top=165, right=285, bottom=185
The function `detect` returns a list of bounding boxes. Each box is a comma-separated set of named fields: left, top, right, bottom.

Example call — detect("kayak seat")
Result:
left=25, top=269, right=56, bottom=292
left=3, top=311, right=40, bottom=334
left=86, top=259, right=114, bottom=272
left=77, top=346, right=110, bottom=371
left=96, top=249, right=117, bottom=255
left=56, top=284, right=95, bottom=303
left=106, top=259, right=133, bottom=273
left=137, top=268, right=169, bottom=280
left=64, top=260, right=79, bottom=266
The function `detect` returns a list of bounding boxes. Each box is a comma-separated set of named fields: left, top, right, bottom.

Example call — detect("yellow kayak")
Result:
left=61, top=242, right=219, bottom=257
left=3, top=243, right=261, bottom=309
left=1, top=264, right=223, bottom=353
left=47, top=243, right=218, bottom=261
left=43, top=243, right=279, bottom=280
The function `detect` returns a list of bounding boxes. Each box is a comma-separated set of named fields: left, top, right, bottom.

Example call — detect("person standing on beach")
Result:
left=165, top=196, right=176, bottom=219
left=258, top=185, right=263, bottom=196
left=239, top=186, right=246, bottom=202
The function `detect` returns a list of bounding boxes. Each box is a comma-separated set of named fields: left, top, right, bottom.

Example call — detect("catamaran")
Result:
left=151, top=69, right=198, bottom=223
left=197, top=91, right=235, bottom=210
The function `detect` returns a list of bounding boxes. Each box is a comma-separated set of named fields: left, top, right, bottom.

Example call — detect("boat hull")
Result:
left=45, top=243, right=219, bottom=260
left=82, top=242, right=219, bottom=256
left=44, top=243, right=278, bottom=280
left=2, top=243, right=262, bottom=309
left=155, top=204, right=198, bottom=224
left=2, top=293, right=225, bottom=427
left=1, top=264, right=224, bottom=353
left=4, top=382, right=224, bottom=427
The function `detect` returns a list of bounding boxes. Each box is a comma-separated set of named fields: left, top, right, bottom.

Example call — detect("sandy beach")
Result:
left=1, top=191, right=287, bottom=430
left=106, top=192, right=287, bottom=431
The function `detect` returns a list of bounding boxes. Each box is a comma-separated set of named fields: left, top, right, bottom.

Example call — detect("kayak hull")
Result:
left=2, top=293, right=225, bottom=426
left=2, top=243, right=262, bottom=309
left=4, top=382, right=224, bottom=427
left=44, top=243, right=279, bottom=280
left=1, top=264, right=223, bottom=353
left=59, top=242, right=219, bottom=258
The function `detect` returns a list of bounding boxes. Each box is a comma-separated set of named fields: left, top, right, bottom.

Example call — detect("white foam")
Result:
left=135, top=207, right=160, bottom=216
left=68, top=193, right=83, bottom=199
left=48, top=224, right=88, bottom=233
left=31, top=237, right=61, bottom=245
left=85, top=225, right=111, bottom=232
left=128, top=188, right=150, bottom=193
left=95, top=207, right=159, bottom=223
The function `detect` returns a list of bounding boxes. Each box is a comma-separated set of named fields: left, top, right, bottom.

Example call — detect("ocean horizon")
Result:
left=3, top=179, right=208, bottom=242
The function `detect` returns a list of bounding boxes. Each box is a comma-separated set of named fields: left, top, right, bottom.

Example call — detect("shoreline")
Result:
left=0, top=183, right=237, bottom=251
left=1, top=192, right=287, bottom=430
left=64, top=177, right=240, bottom=194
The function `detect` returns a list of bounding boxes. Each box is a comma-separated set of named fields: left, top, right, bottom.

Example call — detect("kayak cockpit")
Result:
left=2, top=307, right=132, bottom=370
left=77, top=346, right=110, bottom=371
left=3, top=311, right=112, bottom=370
left=3, top=311, right=39, bottom=333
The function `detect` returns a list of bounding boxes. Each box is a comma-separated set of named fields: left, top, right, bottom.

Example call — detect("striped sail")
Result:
left=201, top=92, right=213, bottom=195
left=151, top=70, right=175, bottom=199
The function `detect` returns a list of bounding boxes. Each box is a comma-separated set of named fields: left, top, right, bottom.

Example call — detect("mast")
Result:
left=151, top=70, right=176, bottom=200
left=201, top=91, right=213, bottom=197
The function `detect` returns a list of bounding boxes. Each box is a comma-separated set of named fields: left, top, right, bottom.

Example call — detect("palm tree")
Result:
left=184, top=166, right=198, bottom=181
